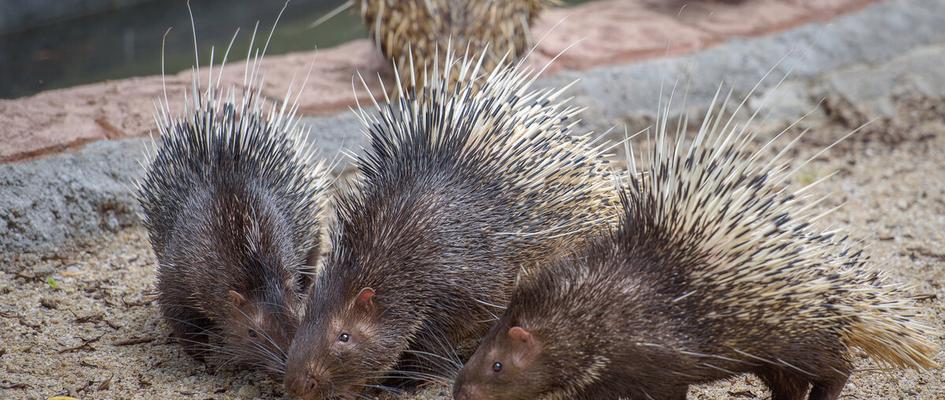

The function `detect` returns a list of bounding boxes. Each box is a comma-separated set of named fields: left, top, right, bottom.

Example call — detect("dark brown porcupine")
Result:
left=282, top=49, right=619, bottom=399
left=453, top=85, right=940, bottom=400
left=137, top=25, right=330, bottom=375
left=360, top=0, right=546, bottom=90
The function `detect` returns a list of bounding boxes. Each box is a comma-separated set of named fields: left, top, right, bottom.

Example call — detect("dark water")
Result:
left=0, top=0, right=358, bottom=99
left=0, top=0, right=590, bottom=99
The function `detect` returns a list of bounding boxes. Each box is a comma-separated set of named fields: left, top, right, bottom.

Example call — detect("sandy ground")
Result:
left=2, top=97, right=944, bottom=399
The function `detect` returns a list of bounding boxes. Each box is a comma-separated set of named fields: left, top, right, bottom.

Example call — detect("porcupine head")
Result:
left=453, top=322, right=546, bottom=400
left=283, top=275, right=399, bottom=399
left=450, top=264, right=590, bottom=400
left=282, top=200, right=442, bottom=399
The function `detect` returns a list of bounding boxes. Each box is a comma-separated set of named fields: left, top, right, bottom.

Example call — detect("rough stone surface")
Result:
left=558, top=0, right=945, bottom=131
left=0, top=139, right=147, bottom=256
left=821, top=46, right=945, bottom=118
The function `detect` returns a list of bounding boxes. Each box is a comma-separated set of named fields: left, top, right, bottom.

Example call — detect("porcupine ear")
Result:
left=356, top=287, right=375, bottom=309
left=228, top=290, right=247, bottom=307
left=508, top=326, right=532, bottom=344
left=508, top=326, right=540, bottom=362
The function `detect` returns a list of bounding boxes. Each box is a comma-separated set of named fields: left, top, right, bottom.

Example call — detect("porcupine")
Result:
left=282, top=48, right=619, bottom=399
left=360, top=0, right=546, bottom=90
left=453, top=85, right=940, bottom=400
left=136, top=19, right=330, bottom=375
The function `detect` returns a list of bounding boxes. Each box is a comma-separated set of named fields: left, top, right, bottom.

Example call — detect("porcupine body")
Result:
left=453, top=86, right=940, bottom=400
left=360, top=0, right=546, bottom=89
left=137, top=44, right=330, bottom=374
left=283, top=49, right=618, bottom=399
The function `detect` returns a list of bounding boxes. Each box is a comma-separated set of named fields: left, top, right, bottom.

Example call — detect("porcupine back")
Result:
left=349, top=47, right=618, bottom=275
left=611, top=83, right=940, bottom=370
left=360, top=0, right=545, bottom=90
left=139, top=72, right=327, bottom=268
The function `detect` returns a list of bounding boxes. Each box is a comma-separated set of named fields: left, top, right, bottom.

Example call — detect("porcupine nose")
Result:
left=284, top=370, right=320, bottom=398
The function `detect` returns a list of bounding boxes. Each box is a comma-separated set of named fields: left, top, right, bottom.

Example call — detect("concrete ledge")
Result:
left=3, top=0, right=945, bottom=256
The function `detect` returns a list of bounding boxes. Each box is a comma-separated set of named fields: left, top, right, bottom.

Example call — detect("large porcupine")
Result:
left=360, top=0, right=546, bottom=90
left=453, top=85, right=940, bottom=400
left=282, top=49, right=619, bottom=399
left=137, top=25, right=330, bottom=375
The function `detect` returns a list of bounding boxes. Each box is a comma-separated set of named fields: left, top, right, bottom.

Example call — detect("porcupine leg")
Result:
left=807, top=375, right=849, bottom=400
left=757, top=368, right=809, bottom=400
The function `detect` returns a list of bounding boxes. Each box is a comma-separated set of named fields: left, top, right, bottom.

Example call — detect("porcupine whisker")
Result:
left=375, top=370, right=451, bottom=385
left=352, top=383, right=403, bottom=395
left=170, top=337, right=240, bottom=358
left=432, top=331, right=464, bottom=372
left=402, top=349, right=462, bottom=371
left=386, top=361, right=452, bottom=383
left=230, top=307, right=286, bottom=358
left=249, top=330, right=286, bottom=363
left=410, top=325, right=463, bottom=371
left=159, top=313, right=227, bottom=335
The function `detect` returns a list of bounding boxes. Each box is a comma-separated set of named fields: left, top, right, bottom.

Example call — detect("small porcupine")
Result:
left=453, top=85, right=940, bottom=400
left=283, top=48, right=619, bottom=399
left=137, top=26, right=330, bottom=375
left=360, top=0, right=546, bottom=90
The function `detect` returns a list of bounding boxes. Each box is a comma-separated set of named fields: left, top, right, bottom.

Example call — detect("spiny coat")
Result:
left=138, top=47, right=330, bottom=375
left=454, top=84, right=940, bottom=400
left=283, top=49, right=619, bottom=399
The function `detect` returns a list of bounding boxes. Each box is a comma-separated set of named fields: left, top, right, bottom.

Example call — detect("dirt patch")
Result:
left=2, top=101, right=944, bottom=399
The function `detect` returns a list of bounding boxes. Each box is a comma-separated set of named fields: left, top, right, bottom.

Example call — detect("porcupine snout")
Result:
left=284, top=362, right=328, bottom=399
left=452, top=373, right=484, bottom=400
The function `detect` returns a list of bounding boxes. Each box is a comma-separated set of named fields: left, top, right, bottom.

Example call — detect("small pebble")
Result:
left=40, top=297, right=60, bottom=309
left=63, top=264, right=82, bottom=276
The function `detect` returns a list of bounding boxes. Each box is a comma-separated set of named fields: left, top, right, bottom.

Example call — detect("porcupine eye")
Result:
left=338, top=333, right=350, bottom=343
left=248, top=329, right=258, bottom=338
left=492, top=362, right=503, bottom=373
